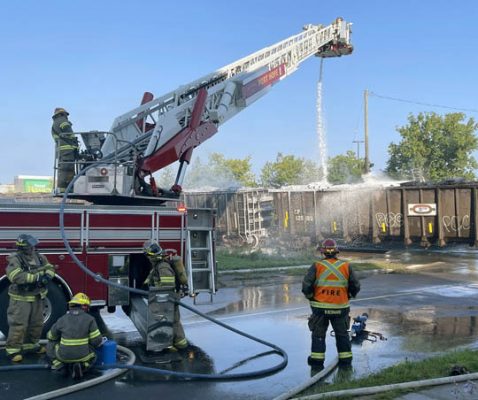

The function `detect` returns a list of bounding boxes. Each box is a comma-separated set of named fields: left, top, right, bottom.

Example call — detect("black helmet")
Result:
left=143, top=240, right=163, bottom=257
left=53, top=107, right=69, bottom=118
left=319, top=238, right=339, bottom=256
left=16, top=234, right=39, bottom=249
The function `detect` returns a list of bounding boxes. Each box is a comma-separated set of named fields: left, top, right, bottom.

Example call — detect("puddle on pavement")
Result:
left=207, top=283, right=306, bottom=316
left=318, top=304, right=478, bottom=384
left=116, top=344, right=217, bottom=384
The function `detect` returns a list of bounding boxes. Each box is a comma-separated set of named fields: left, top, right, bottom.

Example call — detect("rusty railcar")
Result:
left=178, top=183, right=478, bottom=248
left=182, top=189, right=273, bottom=247
left=271, top=183, right=478, bottom=247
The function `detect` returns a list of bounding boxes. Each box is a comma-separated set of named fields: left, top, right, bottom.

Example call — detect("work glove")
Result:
left=44, top=269, right=55, bottom=279
left=43, top=263, right=57, bottom=271
left=179, top=284, right=189, bottom=298
left=36, top=271, right=51, bottom=287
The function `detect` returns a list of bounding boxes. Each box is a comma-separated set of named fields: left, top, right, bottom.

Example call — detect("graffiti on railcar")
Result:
left=442, top=215, right=470, bottom=233
left=375, top=212, right=403, bottom=229
left=183, top=184, right=478, bottom=248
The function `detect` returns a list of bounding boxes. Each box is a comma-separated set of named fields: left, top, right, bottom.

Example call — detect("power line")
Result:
left=369, top=91, right=478, bottom=114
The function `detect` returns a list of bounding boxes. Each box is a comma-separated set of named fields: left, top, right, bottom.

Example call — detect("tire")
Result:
left=0, top=281, right=68, bottom=338
left=0, top=282, right=9, bottom=337
left=41, top=282, right=69, bottom=337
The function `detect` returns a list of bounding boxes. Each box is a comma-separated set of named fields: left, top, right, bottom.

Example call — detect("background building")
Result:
left=13, top=175, right=53, bottom=193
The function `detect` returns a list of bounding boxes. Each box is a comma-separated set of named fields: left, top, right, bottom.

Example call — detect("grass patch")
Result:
left=303, top=349, right=478, bottom=399
left=216, top=247, right=316, bottom=270
left=216, top=247, right=399, bottom=272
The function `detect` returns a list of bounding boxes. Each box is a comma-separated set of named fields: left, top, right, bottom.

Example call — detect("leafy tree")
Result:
left=154, top=165, right=175, bottom=188
left=260, top=153, right=320, bottom=187
left=182, top=153, right=257, bottom=189
left=209, top=153, right=257, bottom=187
left=386, top=112, right=478, bottom=181
left=327, top=150, right=365, bottom=184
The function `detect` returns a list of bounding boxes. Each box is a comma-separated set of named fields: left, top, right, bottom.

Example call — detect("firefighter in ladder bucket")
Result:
left=143, top=240, right=190, bottom=351
left=5, top=234, right=56, bottom=362
left=51, top=107, right=80, bottom=193
left=302, top=239, right=360, bottom=369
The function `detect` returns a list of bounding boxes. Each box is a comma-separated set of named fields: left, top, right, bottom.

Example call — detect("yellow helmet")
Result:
left=53, top=107, right=69, bottom=117
left=69, top=292, right=90, bottom=306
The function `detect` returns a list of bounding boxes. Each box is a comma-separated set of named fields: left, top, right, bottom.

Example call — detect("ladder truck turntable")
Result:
left=0, top=18, right=353, bottom=339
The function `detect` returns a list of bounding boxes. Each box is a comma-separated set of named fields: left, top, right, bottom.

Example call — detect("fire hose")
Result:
left=0, top=341, right=136, bottom=400
left=54, top=162, right=288, bottom=381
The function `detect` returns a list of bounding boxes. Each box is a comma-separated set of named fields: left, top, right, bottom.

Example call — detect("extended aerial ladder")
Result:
left=69, top=17, right=353, bottom=203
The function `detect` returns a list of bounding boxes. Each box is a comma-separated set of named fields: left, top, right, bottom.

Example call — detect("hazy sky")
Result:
left=1, top=0, right=477, bottom=184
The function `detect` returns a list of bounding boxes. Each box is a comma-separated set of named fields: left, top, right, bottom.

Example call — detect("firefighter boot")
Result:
left=307, top=356, right=324, bottom=369
left=10, top=353, right=23, bottom=363
left=72, top=363, right=83, bottom=380
left=174, top=338, right=188, bottom=350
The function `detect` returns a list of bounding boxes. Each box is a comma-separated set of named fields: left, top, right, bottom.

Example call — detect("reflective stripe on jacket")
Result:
left=6, top=251, right=54, bottom=301
left=51, top=115, right=78, bottom=151
left=311, top=259, right=350, bottom=309
left=47, top=308, right=102, bottom=363
left=145, top=260, right=177, bottom=289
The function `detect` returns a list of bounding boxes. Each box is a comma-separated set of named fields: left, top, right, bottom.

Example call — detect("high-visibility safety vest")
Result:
left=310, top=259, right=350, bottom=309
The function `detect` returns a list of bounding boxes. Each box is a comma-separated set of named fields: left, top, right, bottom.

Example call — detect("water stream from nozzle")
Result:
left=317, top=58, right=327, bottom=181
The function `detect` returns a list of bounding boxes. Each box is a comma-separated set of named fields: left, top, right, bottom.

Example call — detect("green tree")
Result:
left=386, top=112, right=478, bottom=181
left=183, top=153, right=257, bottom=189
left=327, top=150, right=365, bottom=184
left=209, top=153, right=257, bottom=187
left=154, top=165, right=175, bottom=188
left=260, top=153, right=320, bottom=187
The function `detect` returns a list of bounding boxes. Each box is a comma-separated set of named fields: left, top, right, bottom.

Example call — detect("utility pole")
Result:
left=364, top=89, right=370, bottom=174
left=353, top=139, right=364, bottom=159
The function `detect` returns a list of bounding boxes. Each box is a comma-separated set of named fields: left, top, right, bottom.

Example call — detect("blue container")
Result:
left=96, top=339, right=117, bottom=365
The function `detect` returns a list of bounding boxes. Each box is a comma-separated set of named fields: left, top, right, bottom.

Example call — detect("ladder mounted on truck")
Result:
left=185, top=209, right=216, bottom=303
left=61, top=17, right=353, bottom=204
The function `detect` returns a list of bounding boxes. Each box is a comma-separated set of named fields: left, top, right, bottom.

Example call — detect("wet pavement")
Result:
left=3, top=249, right=478, bottom=399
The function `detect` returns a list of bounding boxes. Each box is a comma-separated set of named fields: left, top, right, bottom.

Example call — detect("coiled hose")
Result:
left=0, top=342, right=135, bottom=400
left=55, top=164, right=288, bottom=380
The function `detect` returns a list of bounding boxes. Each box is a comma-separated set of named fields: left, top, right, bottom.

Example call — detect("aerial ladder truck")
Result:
left=68, top=17, right=353, bottom=203
left=0, top=18, right=353, bottom=350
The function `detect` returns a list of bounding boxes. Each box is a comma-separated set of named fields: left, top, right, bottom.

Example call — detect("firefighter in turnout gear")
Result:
left=143, top=240, right=189, bottom=350
left=46, top=292, right=103, bottom=379
left=302, top=239, right=360, bottom=369
left=51, top=107, right=79, bottom=192
left=5, top=234, right=56, bottom=362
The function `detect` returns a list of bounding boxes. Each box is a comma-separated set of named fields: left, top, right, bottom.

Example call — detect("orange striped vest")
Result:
left=311, top=258, right=350, bottom=309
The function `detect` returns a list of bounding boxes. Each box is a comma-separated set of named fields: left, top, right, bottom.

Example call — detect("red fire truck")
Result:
left=0, top=202, right=215, bottom=336
left=0, top=17, right=352, bottom=337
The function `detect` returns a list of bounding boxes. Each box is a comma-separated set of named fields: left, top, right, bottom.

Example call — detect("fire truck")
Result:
left=0, top=17, right=353, bottom=337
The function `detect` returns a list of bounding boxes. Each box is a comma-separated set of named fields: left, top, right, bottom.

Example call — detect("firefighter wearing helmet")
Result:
left=301, top=239, right=360, bottom=369
left=51, top=107, right=80, bottom=192
left=46, top=292, right=104, bottom=379
left=5, top=234, right=56, bottom=362
left=143, top=240, right=189, bottom=351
